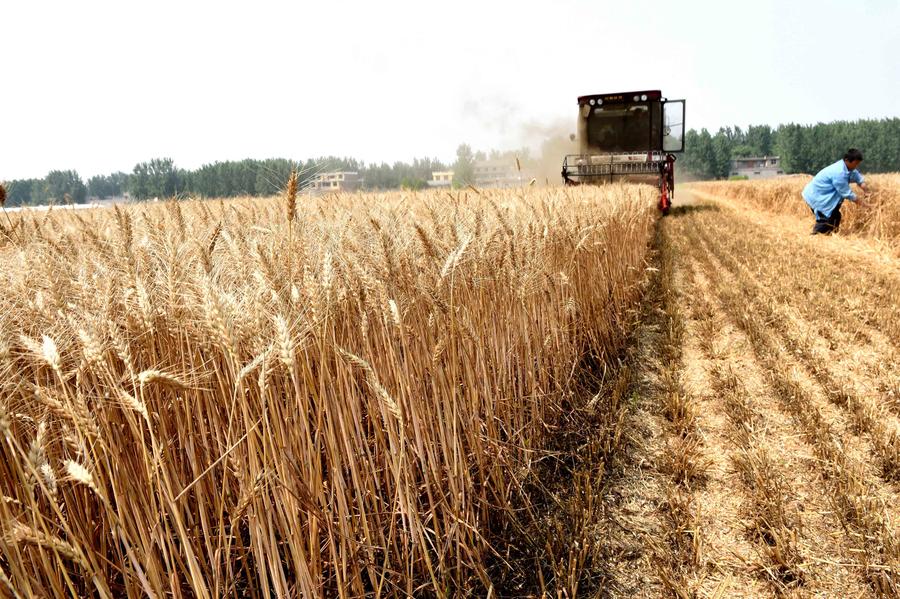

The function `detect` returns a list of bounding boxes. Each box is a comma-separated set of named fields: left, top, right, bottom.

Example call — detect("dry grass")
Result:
left=713, top=365, right=805, bottom=591
left=0, top=184, right=657, bottom=596
left=689, top=173, right=900, bottom=244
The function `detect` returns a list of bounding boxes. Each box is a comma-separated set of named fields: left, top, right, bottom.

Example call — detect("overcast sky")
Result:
left=4, top=0, right=899, bottom=180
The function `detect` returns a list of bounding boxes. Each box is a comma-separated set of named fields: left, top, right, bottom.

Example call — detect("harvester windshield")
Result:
left=584, top=104, right=662, bottom=153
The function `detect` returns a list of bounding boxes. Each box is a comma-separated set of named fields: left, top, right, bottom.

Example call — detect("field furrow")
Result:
left=600, top=192, right=900, bottom=597
left=676, top=258, right=771, bottom=597
left=681, top=217, right=897, bottom=596
left=689, top=189, right=900, bottom=354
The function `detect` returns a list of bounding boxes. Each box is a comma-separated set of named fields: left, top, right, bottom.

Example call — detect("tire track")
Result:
left=600, top=220, right=708, bottom=598
left=650, top=221, right=710, bottom=598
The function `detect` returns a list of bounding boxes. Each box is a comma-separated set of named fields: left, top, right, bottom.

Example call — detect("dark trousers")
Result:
left=811, top=201, right=842, bottom=235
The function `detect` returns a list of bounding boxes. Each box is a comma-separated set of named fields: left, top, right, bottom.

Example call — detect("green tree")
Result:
left=711, top=129, right=735, bottom=179
left=682, top=129, right=717, bottom=179
left=731, top=144, right=756, bottom=158
left=87, top=172, right=128, bottom=199
left=773, top=124, right=800, bottom=173
left=44, top=170, right=87, bottom=204
left=452, top=144, right=475, bottom=187
left=129, top=158, right=181, bottom=200
left=746, top=125, right=774, bottom=156
left=254, top=159, right=296, bottom=196
left=399, top=176, right=426, bottom=190
left=3, top=179, right=41, bottom=207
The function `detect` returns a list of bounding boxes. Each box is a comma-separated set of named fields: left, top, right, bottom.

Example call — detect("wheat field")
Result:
left=0, top=184, right=658, bottom=597
left=3, top=177, right=900, bottom=598
left=689, top=174, right=900, bottom=244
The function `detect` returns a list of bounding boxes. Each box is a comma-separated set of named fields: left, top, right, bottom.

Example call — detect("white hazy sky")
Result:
left=4, top=0, right=899, bottom=180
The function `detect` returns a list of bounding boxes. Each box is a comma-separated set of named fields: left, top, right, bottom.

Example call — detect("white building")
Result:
left=428, top=171, right=454, bottom=188
left=730, top=156, right=785, bottom=179
left=307, top=172, right=361, bottom=193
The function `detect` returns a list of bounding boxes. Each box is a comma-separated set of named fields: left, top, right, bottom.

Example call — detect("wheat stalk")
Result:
left=8, top=522, right=87, bottom=568
left=285, top=168, right=298, bottom=224
left=0, top=184, right=660, bottom=596
left=137, top=370, right=189, bottom=390
left=0, top=404, right=9, bottom=439
left=337, top=348, right=403, bottom=424
left=63, top=459, right=102, bottom=498
left=274, top=315, right=294, bottom=369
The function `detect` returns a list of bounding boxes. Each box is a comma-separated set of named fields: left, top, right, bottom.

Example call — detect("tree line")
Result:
left=4, top=170, right=90, bottom=207
left=2, top=156, right=451, bottom=207
left=681, top=117, right=900, bottom=179
left=3, top=117, right=898, bottom=206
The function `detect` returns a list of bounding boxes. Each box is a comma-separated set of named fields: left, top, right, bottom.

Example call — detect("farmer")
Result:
left=802, top=148, right=868, bottom=235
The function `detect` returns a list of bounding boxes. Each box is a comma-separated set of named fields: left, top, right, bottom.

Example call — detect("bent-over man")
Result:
left=802, top=148, right=868, bottom=235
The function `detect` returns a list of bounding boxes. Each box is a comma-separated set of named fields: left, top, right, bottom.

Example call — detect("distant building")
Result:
left=428, top=171, right=454, bottom=188
left=308, top=171, right=361, bottom=193
left=730, top=156, right=785, bottom=179
left=473, top=159, right=521, bottom=188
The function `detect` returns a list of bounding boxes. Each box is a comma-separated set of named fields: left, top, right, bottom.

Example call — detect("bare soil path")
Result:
left=603, top=190, right=900, bottom=598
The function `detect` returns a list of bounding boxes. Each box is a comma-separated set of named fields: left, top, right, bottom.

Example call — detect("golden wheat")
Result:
left=689, top=173, right=900, bottom=243
left=0, top=184, right=657, bottom=596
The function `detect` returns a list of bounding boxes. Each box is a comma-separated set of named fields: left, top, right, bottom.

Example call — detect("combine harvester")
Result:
left=562, top=90, right=685, bottom=214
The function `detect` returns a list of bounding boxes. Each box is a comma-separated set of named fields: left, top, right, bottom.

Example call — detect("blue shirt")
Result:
left=802, top=159, right=864, bottom=217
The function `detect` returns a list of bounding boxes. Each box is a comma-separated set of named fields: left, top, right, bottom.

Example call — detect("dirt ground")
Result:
left=602, top=189, right=900, bottom=598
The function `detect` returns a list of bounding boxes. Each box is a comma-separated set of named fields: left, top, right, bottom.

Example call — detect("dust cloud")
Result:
left=519, top=119, right=580, bottom=185
left=458, top=94, right=581, bottom=186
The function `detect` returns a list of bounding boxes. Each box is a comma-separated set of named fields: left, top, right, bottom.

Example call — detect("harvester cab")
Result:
left=562, top=90, right=685, bottom=214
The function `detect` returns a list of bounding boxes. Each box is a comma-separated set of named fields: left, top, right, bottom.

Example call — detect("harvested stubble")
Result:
left=686, top=262, right=806, bottom=589
left=689, top=173, right=900, bottom=244
left=646, top=224, right=707, bottom=597
left=691, top=214, right=900, bottom=483
left=685, top=215, right=900, bottom=595
left=0, top=185, right=656, bottom=597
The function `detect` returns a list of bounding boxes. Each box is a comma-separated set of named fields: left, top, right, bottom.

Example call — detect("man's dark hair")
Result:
left=844, top=148, right=864, bottom=162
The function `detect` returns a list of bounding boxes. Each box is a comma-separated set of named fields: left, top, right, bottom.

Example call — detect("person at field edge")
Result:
left=802, top=148, right=868, bottom=235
